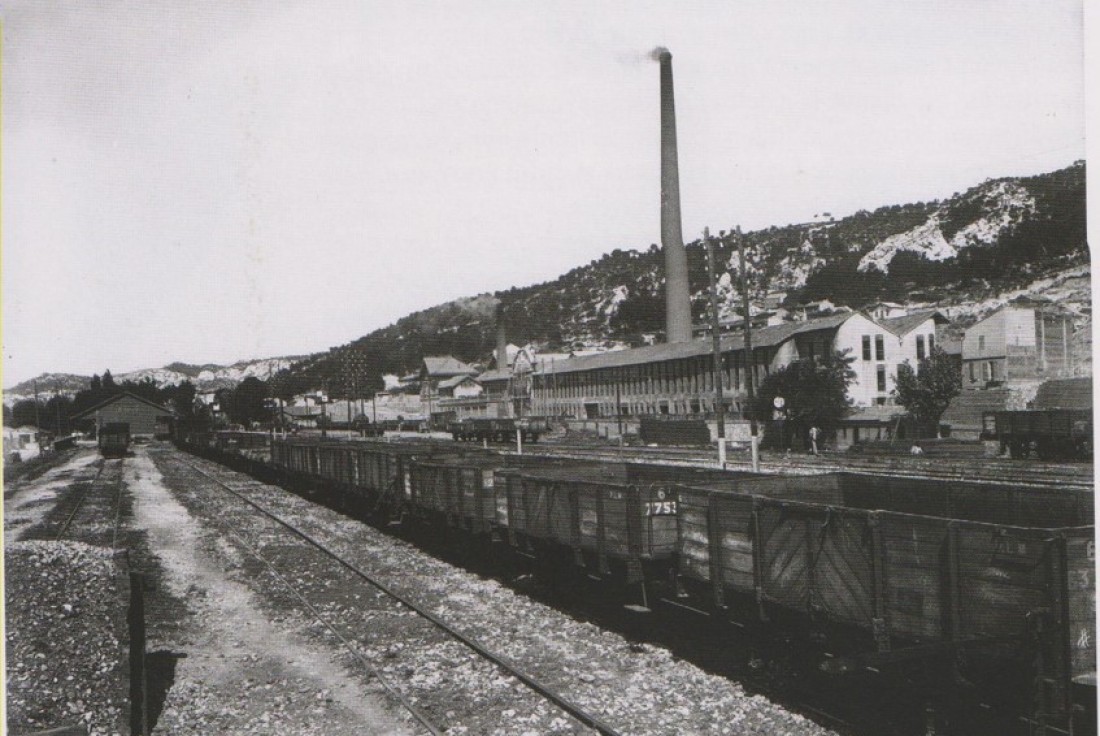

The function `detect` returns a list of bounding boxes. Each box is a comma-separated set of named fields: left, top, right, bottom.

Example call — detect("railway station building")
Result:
left=70, top=391, right=175, bottom=439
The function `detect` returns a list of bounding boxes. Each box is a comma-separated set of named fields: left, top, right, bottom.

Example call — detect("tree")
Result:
left=164, top=381, right=197, bottom=417
left=9, top=400, right=41, bottom=428
left=754, top=351, right=855, bottom=450
left=227, top=377, right=270, bottom=427
left=102, top=370, right=116, bottom=391
left=893, top=347, right=961, bottom=437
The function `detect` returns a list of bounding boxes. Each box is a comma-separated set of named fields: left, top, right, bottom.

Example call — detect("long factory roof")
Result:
left=535, top=311, right=858, bottom=376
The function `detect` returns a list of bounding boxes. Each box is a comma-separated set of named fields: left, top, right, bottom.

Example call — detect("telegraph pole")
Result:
left=705, top=228, right=727, bottom=467
left=735, top=227, right=760, bottom=472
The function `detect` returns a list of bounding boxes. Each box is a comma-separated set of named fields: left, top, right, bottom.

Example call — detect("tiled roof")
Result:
left=536, top=312, right=856, bottom=376
left=877, top=310, right=947, bottom=337
left=841, top=405, right=906, bottom=423
left=422, top=356, right=477, bottom=378
left=70, top=391, right=175, bottom=420
left=437, top=374, right=477, bottom=390
left=1033, top=377, right=1092, bottom=410
left=476, top=369, right=511, bottom=383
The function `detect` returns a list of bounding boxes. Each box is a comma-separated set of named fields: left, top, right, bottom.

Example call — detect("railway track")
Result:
left=170, top=445, right=931, bottom=736
left=178, top=435, right=1091, bottom=734
left=163, top=452, right=626, bottom=736
left=519, top=441, right=1094, bottom=489
left=52, top=456, right=127, bottom=547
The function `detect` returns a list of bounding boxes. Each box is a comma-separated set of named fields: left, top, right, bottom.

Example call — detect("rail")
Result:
left=53, top=459, right=127, bottom=544
left=174, top=455, right=625, bottom=736
left=520, top=443, right=1094, bottom=490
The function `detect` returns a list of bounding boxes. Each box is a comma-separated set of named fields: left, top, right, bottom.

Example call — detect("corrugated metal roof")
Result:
left=536, top=312, right=856, bottom=376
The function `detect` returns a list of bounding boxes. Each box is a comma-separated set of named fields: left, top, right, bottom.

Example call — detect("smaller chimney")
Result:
left=495, top=305, right=509, bottom=372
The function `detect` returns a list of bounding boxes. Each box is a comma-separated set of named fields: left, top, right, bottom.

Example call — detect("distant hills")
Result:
left=3, top=357, right=305, bottom=406
left=283, top=161, right=1089, bottom=396
left=8, top=161, right=1088, bottom=402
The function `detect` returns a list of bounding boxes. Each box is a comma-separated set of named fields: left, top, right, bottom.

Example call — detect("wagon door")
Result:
left=756, top=500, right=875, bottom=627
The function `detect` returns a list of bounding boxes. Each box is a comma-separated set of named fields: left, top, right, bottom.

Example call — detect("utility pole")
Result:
left=55, top=380, right=63, bottom=437
left=33, top=379, right=41, bottom=432
left=735, top=227, right=760, bottom=472
left=705, top=228, right=727, bottom=467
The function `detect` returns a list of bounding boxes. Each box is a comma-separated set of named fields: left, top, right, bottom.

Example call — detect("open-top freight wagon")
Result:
left=676, top=472, right=1095, bottom=731
left=186, top=433, right=1095, bottom=732
left=984, top=408, right=1093, bottom=460
left=448, top=416, right=553, bottom=444
left=269, top=436, right=500, bottom=516
left=493, top=462, right=759, bottom=590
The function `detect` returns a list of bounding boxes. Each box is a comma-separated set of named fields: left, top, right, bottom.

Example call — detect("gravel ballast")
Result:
left=153, top=447, right=839, bottom=736
left=4, top=540, right=130, bottom=736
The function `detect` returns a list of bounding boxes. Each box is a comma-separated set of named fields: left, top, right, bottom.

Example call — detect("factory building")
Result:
left=530, top=309, right=945, bottom=421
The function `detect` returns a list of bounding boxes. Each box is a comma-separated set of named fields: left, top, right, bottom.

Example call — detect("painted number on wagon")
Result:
left=646, top=500, right=678, bottom=516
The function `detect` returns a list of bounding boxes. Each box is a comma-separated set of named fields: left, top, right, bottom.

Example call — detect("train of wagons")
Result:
left=179, top=429, right=1095, bottom=734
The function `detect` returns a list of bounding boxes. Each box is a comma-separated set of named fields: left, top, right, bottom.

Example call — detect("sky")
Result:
left=0, top=1, right=1089, bottom=386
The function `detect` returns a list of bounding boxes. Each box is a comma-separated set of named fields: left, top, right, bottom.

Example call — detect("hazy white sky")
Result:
left=1, top=1, right=1087, bottom=385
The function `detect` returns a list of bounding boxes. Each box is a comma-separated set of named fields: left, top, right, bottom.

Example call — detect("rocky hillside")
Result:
left=285, top=161, right=1087, bottom=395
left=10, top=161, right=1087, bottom=401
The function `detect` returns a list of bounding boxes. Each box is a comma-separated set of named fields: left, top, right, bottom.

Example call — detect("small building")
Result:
left=437, top=374, right=482, bottom=399
left=70, top=392, right=175, bottom=439
left=3, top=425, right=41, bottom=460
left=961, top=304, right=1074, bottom=390
left=419, top=356, right=478, bottom=425
left=864, top=301, right=909, bottom=321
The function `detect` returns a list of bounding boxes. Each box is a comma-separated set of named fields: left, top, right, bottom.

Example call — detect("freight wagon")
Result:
left=269, top=436, right=496, bottom=516
left=494, top=462, right=758, bottom=590
left=676, top=472, right=1095, bottom=730
left=98, top=422, right=130, bottom=458
left=448, top=416, right=553, bottom=444
left=181, top=433, right=1096, bottom=732
left=984, top=409, right=1093, bottom=460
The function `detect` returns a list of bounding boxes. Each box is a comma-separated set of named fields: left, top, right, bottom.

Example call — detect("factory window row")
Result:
left=537, top=396, right=744, bottom=419
left=536, top=353, right=773, bottom=401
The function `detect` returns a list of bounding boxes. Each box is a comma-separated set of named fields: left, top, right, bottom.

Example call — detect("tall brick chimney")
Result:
left=657, top=48, right=692, bottom=343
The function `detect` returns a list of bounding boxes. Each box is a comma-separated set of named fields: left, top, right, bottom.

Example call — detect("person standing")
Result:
left=809, top=425, right=821, bottom=455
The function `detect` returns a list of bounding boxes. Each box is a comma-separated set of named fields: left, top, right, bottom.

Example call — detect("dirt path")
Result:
left=125, top=447, right=414, bottom=735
